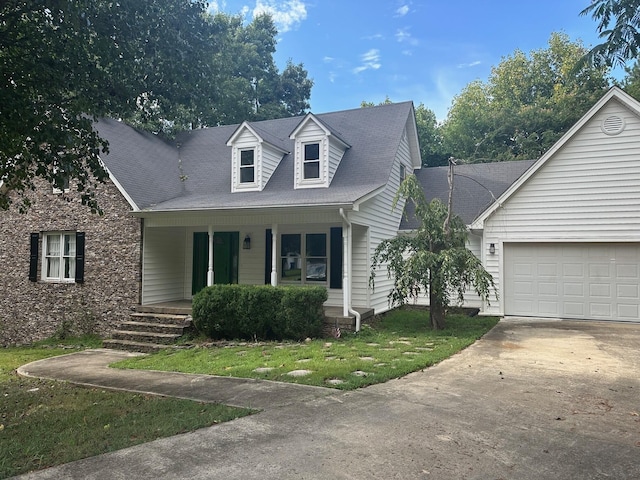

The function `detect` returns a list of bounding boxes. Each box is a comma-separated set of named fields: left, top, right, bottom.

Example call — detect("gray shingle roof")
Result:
left=400, top=160, right=536, bottom=229
left=95, top=102, right=415, bottom=211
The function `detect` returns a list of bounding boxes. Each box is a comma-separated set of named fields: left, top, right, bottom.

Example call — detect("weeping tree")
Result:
left=370, top=172, right=496, bottom=330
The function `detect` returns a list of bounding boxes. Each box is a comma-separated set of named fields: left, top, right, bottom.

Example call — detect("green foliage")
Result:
left=581, top=0, right=640, bottom=68
left=192, top=285, right=327, bottom=341
left=441, top=33, right=610, bottom=162
left=620, top=61, right=640, bottom=100
left=0, top=3, right=312, bottom=212
left=371, top=175, right=495, bottom=329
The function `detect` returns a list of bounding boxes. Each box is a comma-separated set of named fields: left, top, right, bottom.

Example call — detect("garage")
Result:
left=504, top=243, right=640, bottom=322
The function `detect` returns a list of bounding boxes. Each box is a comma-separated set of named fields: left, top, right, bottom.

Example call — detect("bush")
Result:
left=192, top=285, right=328, bottom=341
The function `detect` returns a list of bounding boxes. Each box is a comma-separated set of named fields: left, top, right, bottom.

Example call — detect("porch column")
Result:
left=207, top=225, right=214, bottom=286
left=342, top=221, right=350, bottom=317
left=270, top=224, right=278, bottom=286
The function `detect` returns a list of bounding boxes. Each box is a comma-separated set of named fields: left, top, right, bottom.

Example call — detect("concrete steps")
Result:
left=103, top=310, right=192, bottom=353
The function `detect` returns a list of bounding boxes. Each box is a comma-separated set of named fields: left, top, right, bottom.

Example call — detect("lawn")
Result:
left=115, top=308, right=499, bottom=390
left=0, top=337, right=253, bottom=479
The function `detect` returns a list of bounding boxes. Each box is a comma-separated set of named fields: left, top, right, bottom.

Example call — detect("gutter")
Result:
left=338, top=208, right=362, bottom=333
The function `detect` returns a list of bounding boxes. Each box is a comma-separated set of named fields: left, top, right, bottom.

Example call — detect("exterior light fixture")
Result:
left=489, top=243, right=496, bottom=255
left=243, top=235, right=251, bottom=250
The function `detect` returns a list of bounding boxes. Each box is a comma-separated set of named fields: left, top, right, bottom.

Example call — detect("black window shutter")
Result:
left=330, top=227, right=343, bottom=289
left=264, top=229, right=272, bottom=284
left=75, top=232, right=85, bottom=283
left=29, top=233, right=39, bottom=282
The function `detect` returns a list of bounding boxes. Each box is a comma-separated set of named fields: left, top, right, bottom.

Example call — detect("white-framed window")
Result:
left=42, top=232, right=76, bottom=282
left=399, top=164, right=406, bottom=183
left=280, top=232, right=327, bottom=284
left=303, top=143, right=320, bottom=180
left=52, top=171, right=70, bottom=194
left=239, top=149, right=255, bottom=184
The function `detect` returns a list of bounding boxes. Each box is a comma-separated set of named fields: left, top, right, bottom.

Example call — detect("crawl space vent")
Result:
left=601, top=115, right=625, bottom=135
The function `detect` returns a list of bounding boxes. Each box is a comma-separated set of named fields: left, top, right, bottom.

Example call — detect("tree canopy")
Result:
left=581, top=0, right=640, bottom=68
left=0, top=1, right=312, bottom=212
left=371, top=174, right=495, bottom=329
left=440, top=33, right=611, bottom=162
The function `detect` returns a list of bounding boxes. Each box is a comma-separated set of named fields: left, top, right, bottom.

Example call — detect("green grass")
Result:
left=0, top=337, right=253, bottom=479
left=115, top=308, right=499, bottom=390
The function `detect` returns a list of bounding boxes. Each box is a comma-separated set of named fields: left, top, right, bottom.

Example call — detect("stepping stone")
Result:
left=324, top=356, right=337, bottom=361
left=253, top=367, right=274, bottom=373
left=389, top=340, right=412, bottom=345
left=323, top=342, right=333, bottom=348
left=352, top=370, right=371, bottom=377
left=236, top=351, right=247, bottom=356
left=366, top=343, right=380, bottom=347
left=415, top=347, right=433, bottom=351
left=374, top=363, right=387, bottom=367
left=287, top=369, right=312, bottom=377
left=403, top=351, right=420, bottom=356
left=326, top=379, right=344, bottom=385
left=359, top=356, right=375, bottom=361
left=296, top=358, right=311, bottom=363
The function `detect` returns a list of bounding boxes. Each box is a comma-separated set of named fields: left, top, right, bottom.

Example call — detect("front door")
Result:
left=192, top=231, right=239, bottom=295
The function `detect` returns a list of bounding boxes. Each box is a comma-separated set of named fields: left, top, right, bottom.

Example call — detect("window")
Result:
left=399, top=164, right=406, bottom=182
left=29, top=232, right=85, bottom=283
left=280, top=233, right=327, bottom=283
left=43, top=232, right=76, bottom=281
left=52, top=171, right=70, bottom=194
left=239, top=149, right=255, bottom=184
left=303, top=143, right=320, bottom=179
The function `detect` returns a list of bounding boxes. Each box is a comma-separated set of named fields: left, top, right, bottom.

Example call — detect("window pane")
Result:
left=47, top=257, right=60, bottom=278
left=306, top=259, right=327, bottom=281
left=63, top=234, right=75, bottom=256
left=304, top=161, right=320, bottom=179
left=281, top=234, right=301, bottom=282
left=304, top=143, right=319, bottom=160
left=46, top=235, right=60, bottom=256
left=64, top=258, right=75, bottom=279
left=306, top=233, right=326, bottom=256
left=240, top=150, right=254, bottom=166
left=240, top=167, right=254, bottom=183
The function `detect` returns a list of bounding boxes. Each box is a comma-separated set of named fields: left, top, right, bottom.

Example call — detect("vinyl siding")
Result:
left=483, top=99, right=640, bottom=315
left=350, top=128, right=411, bottom=313
left=142, top=226, right=187, bottom=304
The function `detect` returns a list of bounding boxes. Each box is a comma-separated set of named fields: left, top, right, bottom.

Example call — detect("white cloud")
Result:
left=395, top=5, right=409, bottom=17
left=323, top=56, right=334, bottom=63
left=395, top=27, right=419, bottom=46
left=353, top=49, right=381, bottom=74
left=457, top=60, right=482, bottom=68
left=253, top=0, right=307, bottom=33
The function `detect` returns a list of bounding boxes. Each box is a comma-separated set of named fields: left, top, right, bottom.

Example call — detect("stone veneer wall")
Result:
left=0, top=178, right=141, bottom=345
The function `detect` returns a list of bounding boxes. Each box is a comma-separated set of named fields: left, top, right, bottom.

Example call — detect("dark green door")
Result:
left=213, top=232, right=239, bottom=284
left=192, top=231, right=239, bottom=295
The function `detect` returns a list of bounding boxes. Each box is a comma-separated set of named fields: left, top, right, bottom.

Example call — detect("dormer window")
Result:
left=304, top=143, right=320, bottom=179
left=240, top=149, right=255, bottom=184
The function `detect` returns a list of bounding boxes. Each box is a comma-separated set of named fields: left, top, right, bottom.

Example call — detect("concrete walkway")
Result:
left=14, top=318, right=640, bottom=479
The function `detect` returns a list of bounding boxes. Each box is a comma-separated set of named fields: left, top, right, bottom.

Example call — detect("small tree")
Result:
left=370, top=174, right=495, bottom=329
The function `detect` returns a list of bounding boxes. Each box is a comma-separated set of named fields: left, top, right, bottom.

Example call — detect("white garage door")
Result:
left=504, top=243, right=640, bottom=322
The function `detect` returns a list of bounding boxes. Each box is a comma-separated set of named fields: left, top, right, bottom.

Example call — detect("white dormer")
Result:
left=227, top=122, right=288, bottom=193
left=289, top=114, right=350, bottom=189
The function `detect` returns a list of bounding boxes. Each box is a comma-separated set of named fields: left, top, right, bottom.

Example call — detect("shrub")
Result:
left=192, top=285, right=328, bottom=341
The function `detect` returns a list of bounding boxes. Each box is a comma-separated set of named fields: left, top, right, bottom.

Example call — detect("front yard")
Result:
left=114, top=308, right=499, bottom=390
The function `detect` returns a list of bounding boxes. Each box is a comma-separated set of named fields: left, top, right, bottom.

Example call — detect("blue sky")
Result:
left=210, top=1, right=611, bottom=120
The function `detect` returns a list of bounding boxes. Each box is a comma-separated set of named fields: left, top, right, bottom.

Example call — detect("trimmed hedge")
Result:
left=192, top=285, right=328, bottom=341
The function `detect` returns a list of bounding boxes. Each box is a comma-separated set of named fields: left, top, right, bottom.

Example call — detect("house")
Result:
left=413, top=86, right=640, bottom=323
left=1, top=102, right=421, bottom=344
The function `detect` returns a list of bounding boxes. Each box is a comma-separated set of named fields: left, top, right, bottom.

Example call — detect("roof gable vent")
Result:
left=601, top=115, right=625, bottom=135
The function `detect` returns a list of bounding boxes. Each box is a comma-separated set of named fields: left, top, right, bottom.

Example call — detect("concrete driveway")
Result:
left=15, top=318, right=640, bottom=480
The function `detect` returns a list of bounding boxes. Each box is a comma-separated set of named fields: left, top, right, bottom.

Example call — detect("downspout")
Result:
left=338, top=208, right=361, bottom=332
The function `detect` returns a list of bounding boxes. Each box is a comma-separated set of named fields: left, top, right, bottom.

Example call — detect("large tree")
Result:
left=371, top=174, right=495, bottom=330
left=440, top=33, right=611, bottom=162
left=581, top=0, right=640, bottom=67
left=0, top=2, right=313, bottom=212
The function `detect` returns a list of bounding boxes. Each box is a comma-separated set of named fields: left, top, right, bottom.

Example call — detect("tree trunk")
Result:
left=429, top=280, right=446, bottom=330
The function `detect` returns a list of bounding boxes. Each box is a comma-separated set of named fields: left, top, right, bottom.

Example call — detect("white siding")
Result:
left=483, top=99, right=640, bottom=316
left=350, top=130, right=411, bottom=313
left=142, top=226, right=187, bottom=304
left=327, top=137, right=346, bottom=185
left=351, top=224, right=370, bottom=307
